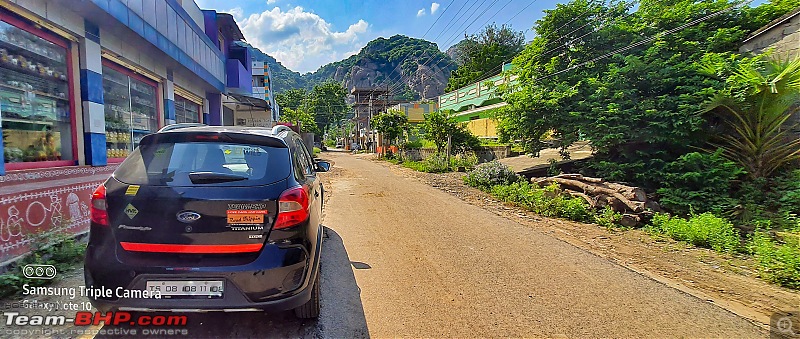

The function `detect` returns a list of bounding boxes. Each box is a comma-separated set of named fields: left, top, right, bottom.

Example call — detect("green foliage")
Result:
left=464, top=161, right=520, bottom=190
left=446, top=24, right=525, bottom=92
left=450, top=152, right=479, bottom=171
left=656, top=150, right=745, bottom=216
left=280, top=107, right=318, bottom=134
left=748, top=230, right=800, bottom=289
left=313, top=147, right=321, bottom=156
left=773, top=170, right=800, bottom=217
left=372, top=109, right=409, bottom=146
left=595, top=206, right=623, bottom=229
left=275, top=88, right=308, bottom=111
left=422, top=110, right=480, bottom=153
left=496, top=0, right=796, bottom=190
left=403, top=139, right=423, bottom=149
left=700, top=54, right=800, bottom=179
left=648, top=213, right=740, bottom=253
left=309, top=81, right=349, bottom=133
left=0, top=235, right=86, bottom=298
left=490, top=181, right=593, bottom=222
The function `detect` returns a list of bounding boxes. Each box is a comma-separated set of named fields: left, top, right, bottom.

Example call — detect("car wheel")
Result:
left=293, top=273, right=320, bottom=319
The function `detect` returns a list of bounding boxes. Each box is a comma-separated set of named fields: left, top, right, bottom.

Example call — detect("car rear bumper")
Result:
left=84, top=225, right=323, bottom=313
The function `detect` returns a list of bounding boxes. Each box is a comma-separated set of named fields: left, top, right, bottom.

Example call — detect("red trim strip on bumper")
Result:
left=119, top=242, right=263, bottom=254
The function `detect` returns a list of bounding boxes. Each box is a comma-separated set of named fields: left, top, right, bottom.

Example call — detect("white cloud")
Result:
left=417, top=8, right=426, bottom=17
left=227, top=7, right=245, bottom=21
left=431, top=2, right=440, bottom=14
left=237, top=6, right=371, bottom=73
left=266, top=0, right=278, bottom=4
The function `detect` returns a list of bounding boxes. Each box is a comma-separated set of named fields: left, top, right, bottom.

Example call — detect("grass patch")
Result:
left=0, top=235, right=87, bottom=298
left=646, top=213, right=740, bottom=253
left=747, top=224, right=800, bottom=289
left=490, top=181, right=593, bottom=222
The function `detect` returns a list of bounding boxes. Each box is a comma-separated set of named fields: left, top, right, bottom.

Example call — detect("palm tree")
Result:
left=702, top=55, right=800, bottom=179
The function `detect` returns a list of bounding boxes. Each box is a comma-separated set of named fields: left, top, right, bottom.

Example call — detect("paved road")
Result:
left=98, top=152, right=763, bottom=338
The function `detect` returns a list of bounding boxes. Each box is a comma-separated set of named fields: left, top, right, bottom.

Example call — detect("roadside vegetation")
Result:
left=0, top=234, right=87, bottom=298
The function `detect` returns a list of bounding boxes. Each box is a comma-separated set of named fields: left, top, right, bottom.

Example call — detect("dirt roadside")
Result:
left=367, top=154, right=800, bottom=329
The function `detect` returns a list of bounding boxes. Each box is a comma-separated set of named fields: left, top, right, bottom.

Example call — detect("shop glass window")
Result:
left=175, top=95, right=200, bottom=124
left=0, top=19, right=72, bottom=164
left=102, top=64, right=158, bottom=159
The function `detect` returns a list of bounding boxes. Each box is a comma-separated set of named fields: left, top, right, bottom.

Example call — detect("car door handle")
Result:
left=314, top=190, right=320, bottom=197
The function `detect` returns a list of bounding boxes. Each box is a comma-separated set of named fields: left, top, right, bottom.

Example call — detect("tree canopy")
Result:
left=496, top=0, right=795, bottom=189
left=446, top=24, right=525, bottom=92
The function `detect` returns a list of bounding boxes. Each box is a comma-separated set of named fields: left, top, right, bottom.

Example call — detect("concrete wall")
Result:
left=741, top=12, right=800, bottom=60
left=466, top=118, right=498, bottom=138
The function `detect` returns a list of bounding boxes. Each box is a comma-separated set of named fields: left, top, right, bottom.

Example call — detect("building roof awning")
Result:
left=224, top=93, right=270, bottom=110
left=743, top=7, right=800, bottom=43
left=216, top=13, right=245, bottom=41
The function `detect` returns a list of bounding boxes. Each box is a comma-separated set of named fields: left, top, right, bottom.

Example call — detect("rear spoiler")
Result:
left=140, top=131, right=288, bottom=148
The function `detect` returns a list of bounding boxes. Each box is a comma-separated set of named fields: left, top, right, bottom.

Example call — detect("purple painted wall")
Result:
left=206, top=92, right=222, bottom=126
left=226, top=59, right=252, bottom=93
left=202, top=10, right=220, bottom=49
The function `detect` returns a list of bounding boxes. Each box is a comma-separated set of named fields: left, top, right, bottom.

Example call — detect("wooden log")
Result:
left=535, top=177, right=642, bottom=211
left=565, top=190, right=596, bottom=208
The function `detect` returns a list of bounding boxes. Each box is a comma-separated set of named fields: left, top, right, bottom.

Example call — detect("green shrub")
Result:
left=450, top=152, right=479, bottom=171
left=490, top=181, right=592, bottom=222
left=773, top=170, right=800, bottom=217
left=402, top=154, right=451, bottom=173
left=0, top=236, right=86, bottom=298
left=648, top=213, right=740, bottom=253
left=464, top=161, right=519, bottom=190
left=404, top=140, right=423, bottom=149
left=595, top=206, right=623, bottom=229
left=748, top=231, right=800, bottom=289
left=313, top=147, right=321, bottom=156
left=656, top=150, right=744, bottom=216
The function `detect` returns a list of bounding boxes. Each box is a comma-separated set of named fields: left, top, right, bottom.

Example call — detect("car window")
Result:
left=294, top=138, right=314, bottom=177
left=114, top=141, right=290, bottom=186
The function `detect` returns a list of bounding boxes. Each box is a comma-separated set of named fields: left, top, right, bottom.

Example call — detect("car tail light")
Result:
left=274, top=185, right=309, bottom=229
left=90, top=185, right=109, bottom=226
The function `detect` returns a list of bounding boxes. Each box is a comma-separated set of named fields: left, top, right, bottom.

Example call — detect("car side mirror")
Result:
left=315, top=161, right=331, bottom=172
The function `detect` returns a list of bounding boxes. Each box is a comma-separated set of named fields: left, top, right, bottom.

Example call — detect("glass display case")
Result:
left=102, top=64, right=158, bottom=159
left=0, top=19, right=72, bottom=164
left=175, top=95, right=200, bottom=123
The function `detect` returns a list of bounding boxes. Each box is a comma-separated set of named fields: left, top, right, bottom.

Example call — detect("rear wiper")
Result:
left=188, top=172, right=248, bottom=184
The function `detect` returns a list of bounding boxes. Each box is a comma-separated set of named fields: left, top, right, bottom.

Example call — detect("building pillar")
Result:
left=206, top=92, right=221, bottom=125
left=164, top=70, right=176, bottom=125
left=80, top=20, right=106, bottom=166
left=203, top=98, right=210, bottom=124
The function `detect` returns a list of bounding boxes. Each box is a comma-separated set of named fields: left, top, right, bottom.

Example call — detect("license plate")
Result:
left=146, top=280, right=224, bottom=298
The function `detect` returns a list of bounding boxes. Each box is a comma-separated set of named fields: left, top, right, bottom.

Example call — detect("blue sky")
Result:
left=194, top=0, right=552, bottom=73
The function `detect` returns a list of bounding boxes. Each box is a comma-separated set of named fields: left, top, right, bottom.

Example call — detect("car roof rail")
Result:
left=157, top=123, right=207, bottom=133
left=271, top=125, right=293, bottom=135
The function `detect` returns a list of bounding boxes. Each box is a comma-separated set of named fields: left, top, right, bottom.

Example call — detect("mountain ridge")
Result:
left=243, top=35, right=457, bottom=100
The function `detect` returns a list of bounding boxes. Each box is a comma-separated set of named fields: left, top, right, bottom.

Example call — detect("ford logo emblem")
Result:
left=176, top=211, right=201, bottom=223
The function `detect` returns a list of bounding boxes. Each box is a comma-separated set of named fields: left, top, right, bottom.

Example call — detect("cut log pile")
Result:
left=532, top=174, right=662, bottom=227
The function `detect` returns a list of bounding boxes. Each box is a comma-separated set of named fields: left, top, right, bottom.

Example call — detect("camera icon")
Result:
left=22, top=264, right=57, bottom=279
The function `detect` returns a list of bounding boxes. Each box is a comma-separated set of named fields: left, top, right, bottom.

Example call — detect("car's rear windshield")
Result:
left=113, top=141, right=291, bottom=187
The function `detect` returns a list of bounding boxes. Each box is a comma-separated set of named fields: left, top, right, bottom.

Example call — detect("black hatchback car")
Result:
left=84, top=124, right=329, bottom=318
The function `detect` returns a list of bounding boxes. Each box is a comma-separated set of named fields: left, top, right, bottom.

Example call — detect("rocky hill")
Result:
left=245, top=35, right=457, bottom=99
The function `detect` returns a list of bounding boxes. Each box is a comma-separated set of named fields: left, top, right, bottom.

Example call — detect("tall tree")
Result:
left=496, top=0, right=795, bottom=188
left=275, top=88, right=308, bottom=111
left=446, top=24, right=525, bottom=91
left=308, top=81, right=349, bottom=133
